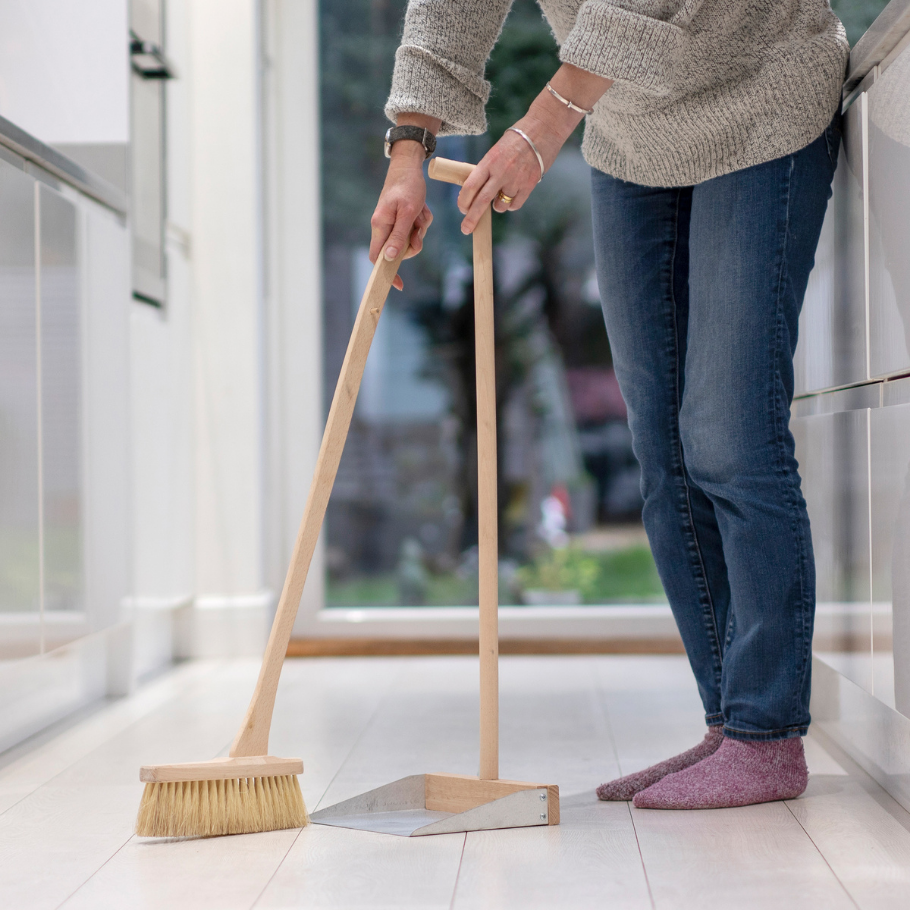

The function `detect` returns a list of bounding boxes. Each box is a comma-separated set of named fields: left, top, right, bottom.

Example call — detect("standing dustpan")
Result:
left=311, top=158, right=560, bottom=837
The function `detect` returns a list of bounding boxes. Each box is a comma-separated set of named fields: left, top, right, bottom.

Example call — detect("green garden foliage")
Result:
left=516, top=544, right=664, bottom=604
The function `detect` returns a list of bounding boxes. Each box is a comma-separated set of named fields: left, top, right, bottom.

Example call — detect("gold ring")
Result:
left=496, top=190, right=515, bottom=206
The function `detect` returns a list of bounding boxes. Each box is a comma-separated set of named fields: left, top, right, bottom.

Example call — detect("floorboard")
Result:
left=60, top=659, right=401, bottom=910
left=0, top=661, right=255, bottom=910
left=0, top=655, right=905, bottom=910
left=451, top=798, right=652, bottom=910
left=255, top=825, right=464, bottom=909
left=787, top=776, right=910, bottom=908
left=631, top=800, right=856, bottom=909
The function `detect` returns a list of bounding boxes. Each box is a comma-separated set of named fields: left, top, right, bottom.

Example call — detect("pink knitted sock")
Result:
left=596, top=726, right=724, bottom=801
left=632, top=735, right=808, bottom=809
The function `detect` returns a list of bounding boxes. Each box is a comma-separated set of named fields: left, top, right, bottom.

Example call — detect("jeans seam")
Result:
left=668, top=189, right=724, bottom=690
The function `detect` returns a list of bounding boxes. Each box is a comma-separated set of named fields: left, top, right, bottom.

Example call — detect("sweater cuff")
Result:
left=559, top=4, right=688, bottom=94
left=385, top=44, right=490, bottom=136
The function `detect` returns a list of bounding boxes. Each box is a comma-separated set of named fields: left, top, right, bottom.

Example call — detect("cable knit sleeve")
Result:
left=558, top=1, right=704, bottom=94
left=385, top=0, right=515, bottom=135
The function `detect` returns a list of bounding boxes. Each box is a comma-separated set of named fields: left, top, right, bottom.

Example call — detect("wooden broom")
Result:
left=135, top=245, right=409, bottom=837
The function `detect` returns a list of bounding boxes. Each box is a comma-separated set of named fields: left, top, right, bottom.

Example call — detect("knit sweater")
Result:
left=385, top=1, right=850, bottom=187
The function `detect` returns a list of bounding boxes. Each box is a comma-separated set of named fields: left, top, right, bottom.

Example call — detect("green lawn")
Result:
left=327, top=543, right=666, bottom=607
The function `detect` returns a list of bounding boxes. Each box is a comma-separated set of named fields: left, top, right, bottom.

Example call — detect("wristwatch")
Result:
left=384, top=125, right=437, bottom=159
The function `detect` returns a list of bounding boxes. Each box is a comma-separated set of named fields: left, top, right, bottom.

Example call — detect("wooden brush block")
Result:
left=425, top=773, right=559, bottom=824
left=140, top=754, right=303, bottom=783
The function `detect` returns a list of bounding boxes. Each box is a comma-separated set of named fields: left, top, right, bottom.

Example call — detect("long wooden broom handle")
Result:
left=231, top=247, right=408, bottom=757
left=429, top=158, right=499, bottom=781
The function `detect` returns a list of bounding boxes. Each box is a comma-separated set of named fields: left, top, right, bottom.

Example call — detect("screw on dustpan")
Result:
left=540, top=793, right=546, bottom=801
left=540, top=813, right=547, bottom=820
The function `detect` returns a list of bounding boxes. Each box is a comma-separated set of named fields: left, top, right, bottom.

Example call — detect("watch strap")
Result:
left=385, top=125, right=437, bottom=159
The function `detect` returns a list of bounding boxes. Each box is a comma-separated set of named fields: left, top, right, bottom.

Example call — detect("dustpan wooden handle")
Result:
left=473, top=205, right=498, bottom=781
left=230, top=247, right=408, bottom=758
left=429, top=158, right=499, bottom=781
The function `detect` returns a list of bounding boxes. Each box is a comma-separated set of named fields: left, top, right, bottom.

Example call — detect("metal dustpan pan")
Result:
left=311, top=774, right=557, bottom=837
left=312, top=158, right=560, bottom=837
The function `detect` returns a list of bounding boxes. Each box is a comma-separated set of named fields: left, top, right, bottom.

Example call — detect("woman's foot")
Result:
left=596, top=726, right=724, bottom=801
left=632, top=735, right=808, bottom=809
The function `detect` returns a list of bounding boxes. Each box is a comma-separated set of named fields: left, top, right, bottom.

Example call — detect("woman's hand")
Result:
left=458, top=64, right=613, bottom=234
left=371, top=64, right=612, bottom=276
left=369, top=115, right=441, bottom=291
left=457, top=122, right=554, bottom=233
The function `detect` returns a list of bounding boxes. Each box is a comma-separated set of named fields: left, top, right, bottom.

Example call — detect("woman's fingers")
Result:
left=504, top=186, right=531, bottom=212
left=403, top=205, right=433, bottom=259
left=377, top=200, right=420, bottom=290
left=382, top=205, right=418, bottom=261
left=369, top=207, right=396, bottom=264
left=457, top=131, right=541, bottom=232
left=376, top=203, right=433, bottom=290
left=415, top=203, right=433, bottom=241
left=458, top=163, right=490, bottom=217
left=462, top=175, right=509, bottom=233
left=491, top=187, right=520, bottom=214
left=405, top=224, right=423, bottom=259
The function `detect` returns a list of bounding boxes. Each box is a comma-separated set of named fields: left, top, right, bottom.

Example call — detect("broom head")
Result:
left=136, top=755, right=308, bottom=837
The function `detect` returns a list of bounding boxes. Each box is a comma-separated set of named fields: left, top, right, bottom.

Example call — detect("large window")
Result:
left=319, top=0, right=884, bottom=612
left=320, top=0, right=662, bottom=609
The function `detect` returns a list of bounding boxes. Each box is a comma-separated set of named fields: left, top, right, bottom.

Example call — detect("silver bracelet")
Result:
left=507, top=127, right=545, bottom=182
left=545, top=81, right=594, bottom=116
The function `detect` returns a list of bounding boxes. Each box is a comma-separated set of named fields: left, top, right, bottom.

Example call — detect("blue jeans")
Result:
left=591, top=121, right=840, bottom=741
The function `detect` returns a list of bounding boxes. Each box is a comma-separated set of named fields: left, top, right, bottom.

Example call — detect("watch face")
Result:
left=384, top=127, right=393, bottom=158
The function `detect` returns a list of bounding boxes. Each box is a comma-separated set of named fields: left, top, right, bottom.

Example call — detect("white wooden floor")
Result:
left=2, top=655, right=910, bottom=910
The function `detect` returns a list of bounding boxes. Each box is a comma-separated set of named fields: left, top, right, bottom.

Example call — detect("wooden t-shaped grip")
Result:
left=428, top=157, right=476, bottom=186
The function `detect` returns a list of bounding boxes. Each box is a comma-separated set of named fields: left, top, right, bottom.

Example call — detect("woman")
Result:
left=370, top=0, right=848, bottom=809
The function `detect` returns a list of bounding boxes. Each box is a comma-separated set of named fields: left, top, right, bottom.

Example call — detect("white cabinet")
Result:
left=0, top=158, right=40, bottom=659
left=81, top=200, right=131, bottom=636
left=795, top=97, right=867, bottom=394
left=0, top=144, right=131, bottom=749
left=39, top=187, right=83, bottom=625
left=792, top=391, right=874, bottom=694
left=867, top=48, right=910, bottom=378
left=870, top=379, right=910, bottom=717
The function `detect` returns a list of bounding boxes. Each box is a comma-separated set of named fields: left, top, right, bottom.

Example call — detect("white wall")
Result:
left=129, top=0, right=325, bottom=653
left=189, top=0, right=265, bottom=599
left=130, top=0, right=195, bottom=606
left=0, top=1, right=129, bottom=145
left=262, top=0, right=325, bottom=631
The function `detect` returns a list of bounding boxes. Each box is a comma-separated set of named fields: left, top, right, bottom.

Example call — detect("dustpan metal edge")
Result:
left=410, top=787, right=551, bottom=836
left=310, top=774, right=427, bottom=820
